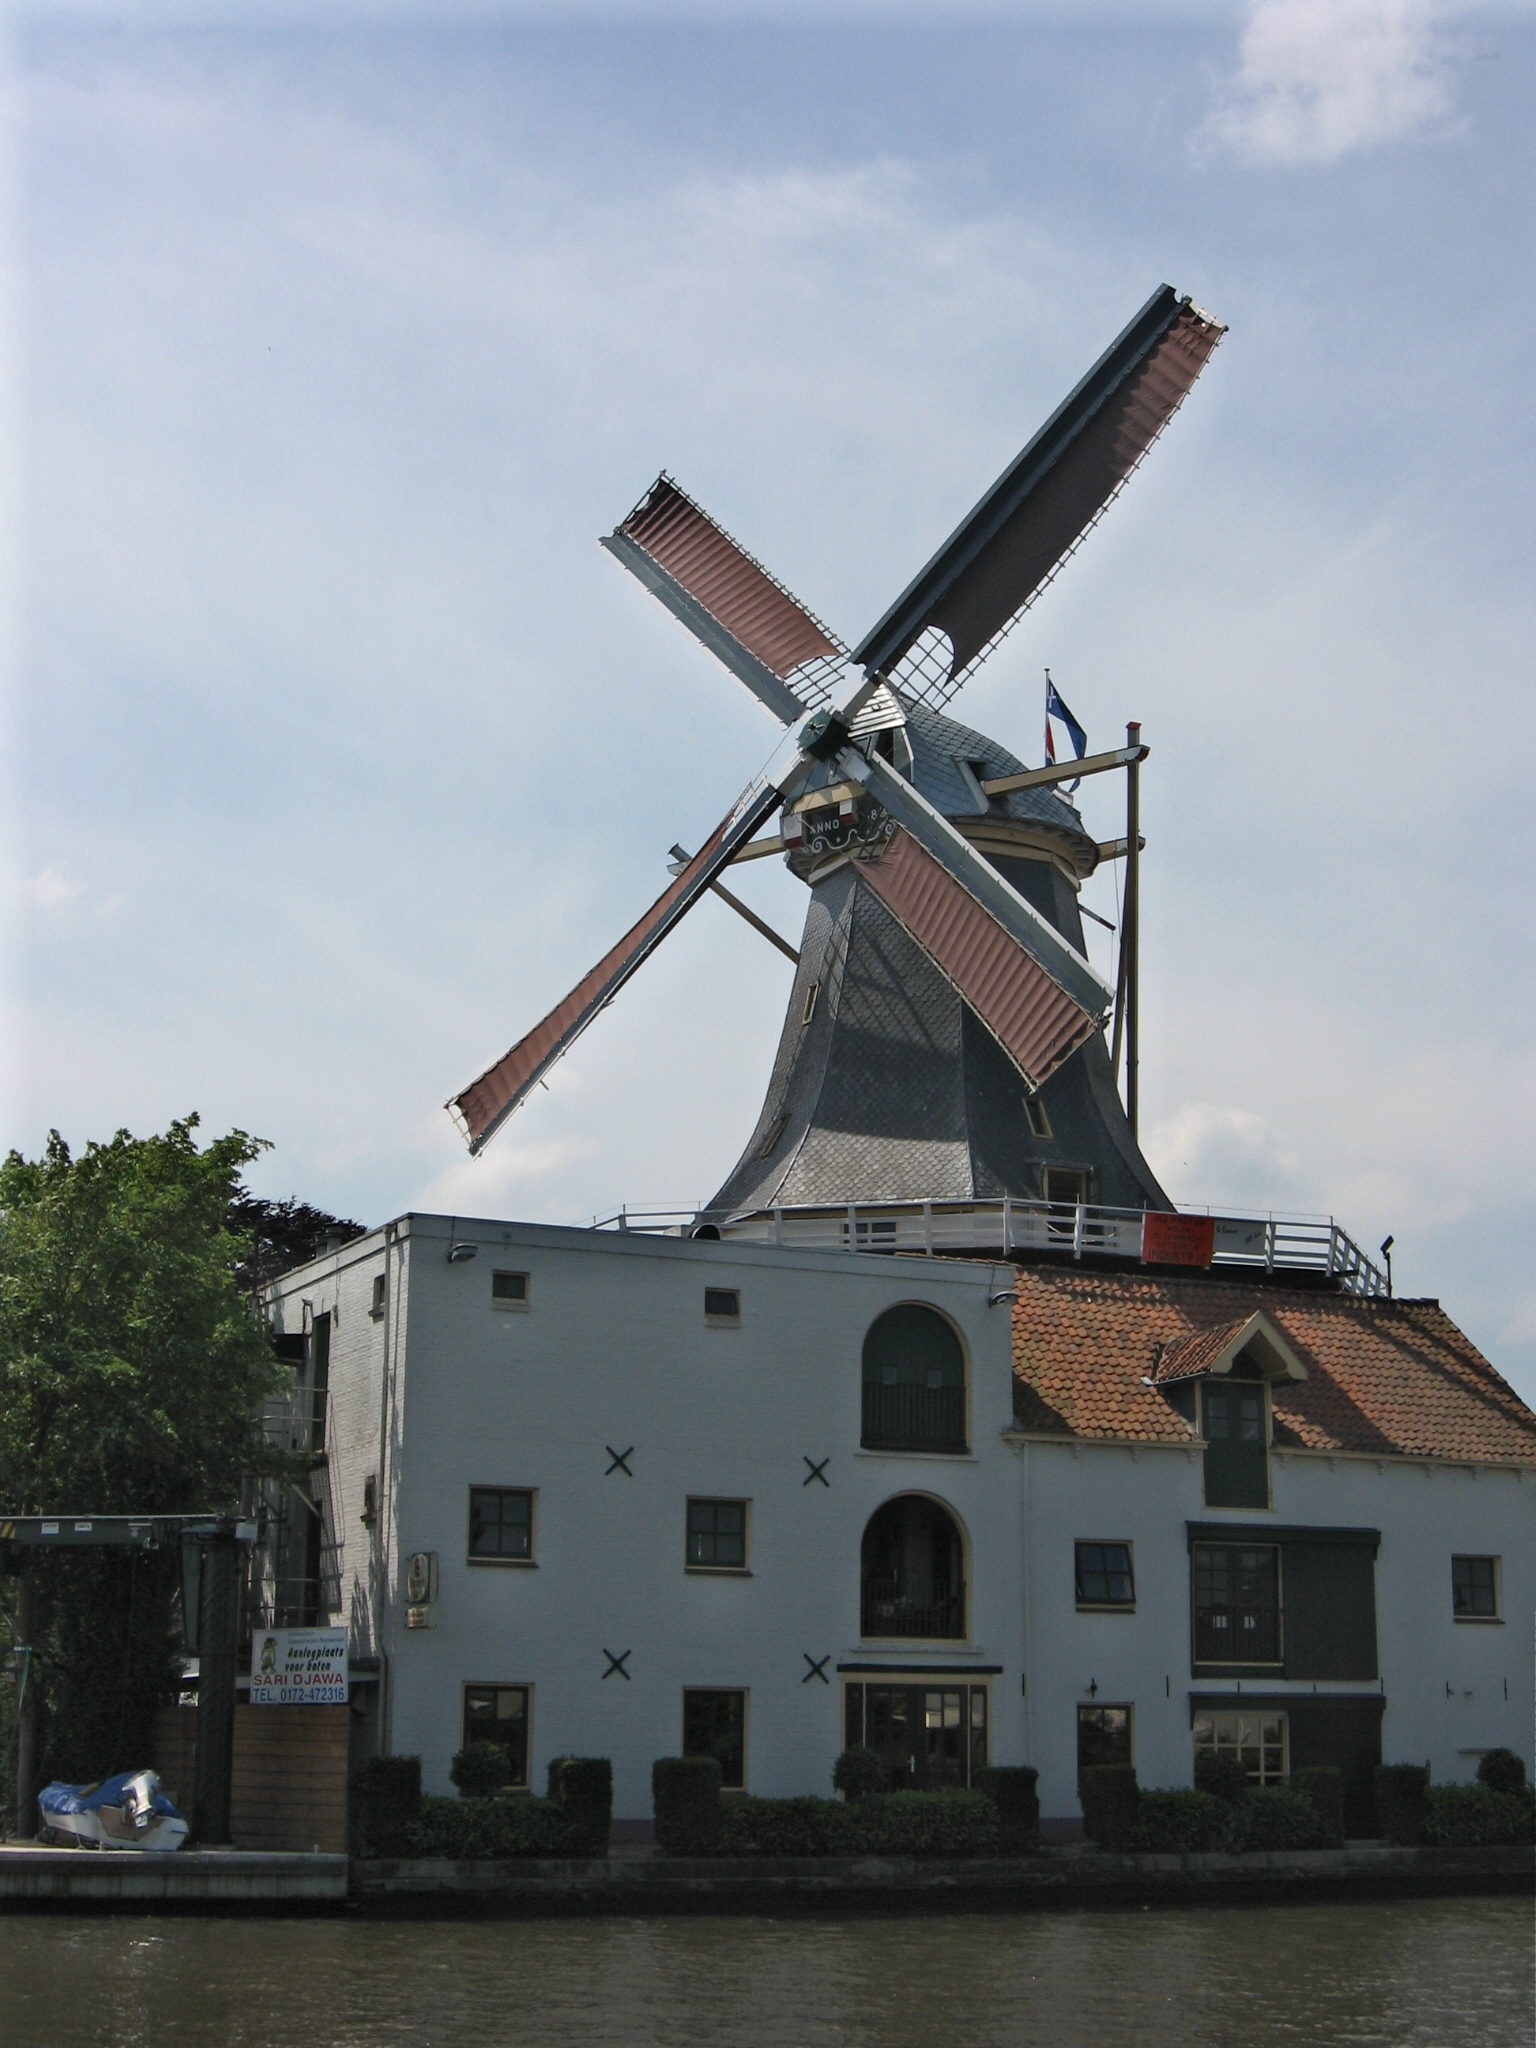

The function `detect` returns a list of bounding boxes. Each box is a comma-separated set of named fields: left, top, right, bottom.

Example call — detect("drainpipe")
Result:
left=1021, top=1440, right=1034, bottom=1764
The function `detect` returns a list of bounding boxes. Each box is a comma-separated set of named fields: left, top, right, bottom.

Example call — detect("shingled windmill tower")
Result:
left=450, top=287, right=1225, bottom=1239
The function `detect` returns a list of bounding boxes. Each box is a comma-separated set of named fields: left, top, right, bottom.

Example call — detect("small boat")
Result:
left=37, top=1769, right=189, bottom=1852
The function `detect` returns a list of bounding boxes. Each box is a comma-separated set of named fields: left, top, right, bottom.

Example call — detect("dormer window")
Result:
left=1202, top=1375, right=1270, bottom=1509
left=1150, top=1312, right=1307, bottom=1513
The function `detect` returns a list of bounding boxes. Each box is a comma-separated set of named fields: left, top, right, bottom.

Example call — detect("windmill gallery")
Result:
left=260, top=286, right=1535, bottom=1837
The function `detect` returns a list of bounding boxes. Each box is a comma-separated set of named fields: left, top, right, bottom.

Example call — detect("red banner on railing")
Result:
left=1141, top=1213, right=1216, bottom=1268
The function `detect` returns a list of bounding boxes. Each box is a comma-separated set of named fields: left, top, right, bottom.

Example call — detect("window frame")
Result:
left=685, top=1496, right=751, bottom=1575
left=465, top=1484, right=537, bottom=1568
left=860, top=1303, right=969, bottom=1456
left=704, top=1287, right=741, bottom=1324
left=370, top=1273, right=387, bottom=1320
left=1193, top=1708, right=1289, bottom=1787
left=1076, top=1702, right=1134, bottom=1776
left=681, top=1687, right=748, bottom=1792
left=1074, top=1539, right=1136, bottom=1612
left=490, top=1269, right=530, bottom=1311
left=1024, top=1094, right=1053, bottom=1141
left=1451, top=1553, right=1502, bottom=1623
left=1191, top=1540, right=1283, bottom=1671
left=461, top=1681, right=532, bottom=1792
left=1200, top=1377, right=1273, bottom=1510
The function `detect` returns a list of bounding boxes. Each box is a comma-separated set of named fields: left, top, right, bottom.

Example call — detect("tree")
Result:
left=0, top=1117, right=291, bottom=1816
left=228, top=1193, right=365, bottom=1296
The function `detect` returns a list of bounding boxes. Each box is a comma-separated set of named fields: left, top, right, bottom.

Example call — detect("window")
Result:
left=704, top=1287, right=740, bottom=1321
left=686, top=1498, right=747, bottom=1571
left=306, top=1313, right=331, bottom=1455
left=844, top=1682, right=988, bottom=1789
left=1077, top=1704, right=1132, bottom=1776
left=1192, top=1543, right=1281, bottom=1666
left=802, top=981, right=820, bottom=1026
left=1452, top=1555, right=1500, bottom=1621
left=861, top=1495, right=966, bottom=1639
left=1044, top=1167, right=1087, bottom=1241
left=370, top=1274, right=387, bottom=1319
left=491, top=1269, right=529, bottom=1306
left=861, top=1304, right=966, bottom=1452
left=1024, top=1095, right=1053, bottom=1141
left=1201, top=1379, right=1270, bottom=1509
left=468, top=1486, right=534, bottom=1564
left=1193, top=1709, right=1288, bottom=1787
left=683, top=1689, right=746, bottom=1790
left=757, top=1115, right=788, bottom=1159
left=1075, top=1541, right=1135, bottom=1609
left=462, top=1684, right=529, bottom=1790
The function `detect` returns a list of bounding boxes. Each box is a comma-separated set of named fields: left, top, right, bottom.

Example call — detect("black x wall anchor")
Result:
left=802, top=1456, right=830, bottom=1487
left=605, top=1446, right=634, bottom=1476
left=802, top=1654, right=830, bottom=1685
left=603, top=1648, right=632, bottom=1681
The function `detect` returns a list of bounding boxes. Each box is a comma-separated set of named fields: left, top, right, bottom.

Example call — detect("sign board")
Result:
left=1141, top=1213, right=1216, bottom=1269
left=249, top=1625, right=348, bottom=1705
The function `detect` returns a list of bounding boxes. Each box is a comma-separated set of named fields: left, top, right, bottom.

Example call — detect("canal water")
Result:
left=2, top=1897, right=1531, bottom=2047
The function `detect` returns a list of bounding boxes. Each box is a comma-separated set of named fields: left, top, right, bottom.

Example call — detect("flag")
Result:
left=1044, top=671, right=1087, bottom=791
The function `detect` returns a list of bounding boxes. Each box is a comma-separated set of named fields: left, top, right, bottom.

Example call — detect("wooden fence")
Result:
left=150, top=1703, right=349, bottom=1854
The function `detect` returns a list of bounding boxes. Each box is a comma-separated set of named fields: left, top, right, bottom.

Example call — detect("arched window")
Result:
left=861, top=1304, right=966, bottom=1453
left=860, top=1495, right=966, bottom=1640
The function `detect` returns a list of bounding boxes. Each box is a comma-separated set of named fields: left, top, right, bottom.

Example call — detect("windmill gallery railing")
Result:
left=591, top=1201, right=1390, bottom=1297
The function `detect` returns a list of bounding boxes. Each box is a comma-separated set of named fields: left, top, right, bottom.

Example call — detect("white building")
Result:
left=262, top=1207, right=1536, bottom=1835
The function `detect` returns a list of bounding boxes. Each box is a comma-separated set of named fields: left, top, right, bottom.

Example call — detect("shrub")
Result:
left=974, top=1766, right=1040, bottom=1853
left=1423, top=1785, right=1536, bottom=1848
left=1193, top=1749, right=1250, bottom=1806
left=1127, top=1790, right=1231, bottom=1854
left=1291, top=1766, right=1345, bottom=1847
left=406, top=1794, right=580, bottom=1860
left=1225, top=1787, right=1328, bottom=1853
left=853, top=1790, right=999, bottom=1858
left=1374, top=1764, right=1430, bottom=1845
left=350, top=1754, right=422, bottom=1857
left=1079, top=1764, right=1140, bottom=1850
left=832, top=1747, right=888, bottom=1801
left=652, top=1756, right=722, bottom=1855
left=547, top=1757, right=613, bottom=1856
left=450, top=1742, right=512, bottom=1799
left=1476, top=1749, right=1528, bottom=1796
left=720, top=1795, right=861, bottom=1857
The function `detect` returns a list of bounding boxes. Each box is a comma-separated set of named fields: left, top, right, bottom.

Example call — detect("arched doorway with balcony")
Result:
left=860, top=1304, right=967, bottom=1454
left=859, top=1493, right=967, bottom=1643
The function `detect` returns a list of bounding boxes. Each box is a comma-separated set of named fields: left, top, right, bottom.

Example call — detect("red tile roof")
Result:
left=1009, top=1268, right=1536, bottom=1465
left=1153, top=1320, right=1254, bottom=1385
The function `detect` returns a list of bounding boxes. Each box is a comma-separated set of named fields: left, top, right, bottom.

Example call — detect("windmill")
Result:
left=449, top=285, right=1224, bottom=1229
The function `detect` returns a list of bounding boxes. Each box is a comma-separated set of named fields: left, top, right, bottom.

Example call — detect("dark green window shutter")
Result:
left=1283, top=1541, right=1378, bottom=1681
left=1202, top=1384, right=1269, bottom=1508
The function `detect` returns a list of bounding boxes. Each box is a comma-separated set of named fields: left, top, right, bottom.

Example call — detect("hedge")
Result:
left=1476, top=1749, right=1528, bottom=1796
left=974, top=1766, right=1040, bottom=1853
left=451, top=1742, right=510, bottom=1799
left=1375, top=1764, right=1430, bottom=1845
left=1291, top=1767, right=1345, bottom=1846
left=351, top=1754, right=422, bottom=1856
left=547, top=1756, right=613, bottom=1856
left=831, top=1747, right=887, bottom=1800
left=1127, top=1790, right=1231, bottom=1854
left=405, top=1794, right=582, bottom=1860
left=1423, top=1785, right=1536, bottom=1848
left=1224, top=1787, right=1328, bottom=1853
left=716, top=1790, right=999, bottom=1858
left=653, top=1756, right=723, bottom=1855
left=1079, top=1764, right=1140, bottom=1850
left=1193, top=1750, right=1249, bottom=1807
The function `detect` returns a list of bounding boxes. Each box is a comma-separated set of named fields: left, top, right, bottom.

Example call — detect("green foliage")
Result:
left=351, top=1755, right=422, bottom=1856
left=1224, top=1787, right=1328, bottom=1853
left=973, top=1766, right=1040, bottom=1853
left=718, top=1790, right=998, bottom=1859
left=0, top=1119, right=289, bottom=1792
left=547, top=1755, right=613, bottom=1855
left=405, top=1794, right=581, bottom=1860
left=1193, top=1748, right=1250, bottom=1806
left=1423, top=1785, right=1536, bottom=1848
left=1291, top=1766, right=1345, bottom=1846
left=450, top=1742, right=512, bottom=1799
left=1079, top=1764, right=1140, bottom=1850
left=831, top=1746, right=887, bottom=1800
left=1127, top=1790, right=1232, bottom=1854
left=1374, top=1764, right=1430, bottom=1844
left=227, top=1194, right=365, bottom=1296
left=1475, top=1748, right=1527, bottom=1795
left=652, top=1756, right=723, bottom=1855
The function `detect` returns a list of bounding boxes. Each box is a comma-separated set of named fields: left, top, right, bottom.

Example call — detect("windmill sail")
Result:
left=449, top=782, right=783, bottom=1153
left=602, top=475, right=848, bottom=723
left=854, top=288, right=1225, bottom=708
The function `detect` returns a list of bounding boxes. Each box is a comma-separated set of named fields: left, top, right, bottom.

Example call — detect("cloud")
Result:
left=21, top=866, right=87, bottom=910
left=1203, top=0, right=1452, bottom=166
left=1144, top=1103, right=1304, bottom=1212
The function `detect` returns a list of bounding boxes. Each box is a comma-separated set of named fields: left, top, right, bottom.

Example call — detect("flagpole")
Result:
left=1124, top=720, right=1141, bottom=1141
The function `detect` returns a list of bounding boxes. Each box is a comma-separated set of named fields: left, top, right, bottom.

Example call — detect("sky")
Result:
left=4, top=2, right=1534, bottom=1404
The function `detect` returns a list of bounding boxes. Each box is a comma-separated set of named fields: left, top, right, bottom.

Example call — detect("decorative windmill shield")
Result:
left=449, top=286, right=1225, bottom=1207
